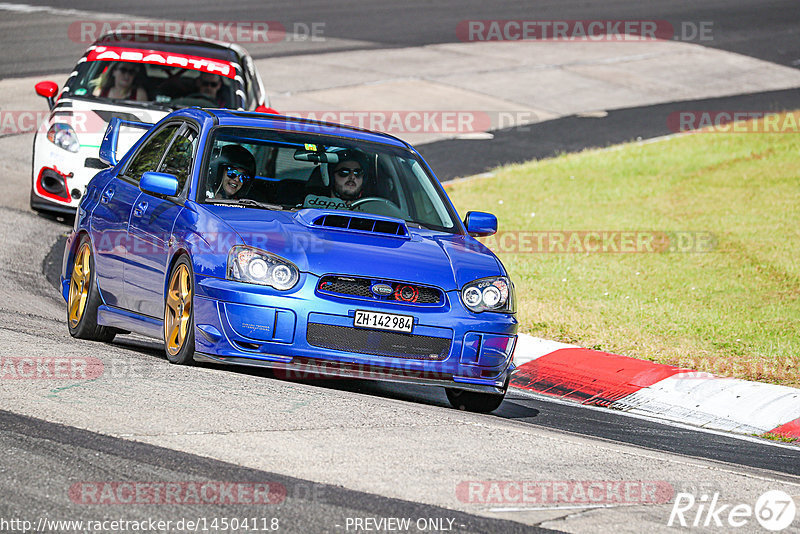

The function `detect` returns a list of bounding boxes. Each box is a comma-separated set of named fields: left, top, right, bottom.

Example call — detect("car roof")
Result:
left=202, top=109, right=413, bottom=148
left=94, top=31, right=240, bottom=62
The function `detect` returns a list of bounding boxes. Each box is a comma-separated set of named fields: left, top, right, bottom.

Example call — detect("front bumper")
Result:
left=193, top=273, right=518, bottom=393
left=31, top=133, right=107, bottom=213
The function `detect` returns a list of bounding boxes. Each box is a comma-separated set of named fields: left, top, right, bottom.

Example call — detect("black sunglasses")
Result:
left=201, top=79, right=221, bottom=87
left=117, top=66, right=138, bottom=75
left=335, top=168, right=364, bottom=178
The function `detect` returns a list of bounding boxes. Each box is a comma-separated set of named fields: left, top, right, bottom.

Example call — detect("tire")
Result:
left=445, top=388, right=505, bottom=413
left=163, top=255, right=195, bottom=365
left=67, top=236, right=116, bottom=342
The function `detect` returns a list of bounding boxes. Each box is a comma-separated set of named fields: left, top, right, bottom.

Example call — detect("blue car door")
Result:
left=90, top=177, right=139, bottom=308
left=126, top=123, right=198, bottom=318
left=92, top=124, right=180, bottom=308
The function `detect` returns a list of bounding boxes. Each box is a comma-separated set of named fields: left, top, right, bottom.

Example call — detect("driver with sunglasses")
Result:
left=330, top=151, right=368, bottom=203
left=196, top=72, right=225, bottom=106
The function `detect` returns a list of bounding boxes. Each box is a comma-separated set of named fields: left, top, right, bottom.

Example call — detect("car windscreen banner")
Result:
left=85, top=46, right=236, bottom=78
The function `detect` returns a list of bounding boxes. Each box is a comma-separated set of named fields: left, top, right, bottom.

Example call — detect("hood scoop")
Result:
left=295, top=208, right=409, bottom=239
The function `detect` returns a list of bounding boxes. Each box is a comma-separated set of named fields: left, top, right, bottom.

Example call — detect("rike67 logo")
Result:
left=668, top=490, right=796, bottom=531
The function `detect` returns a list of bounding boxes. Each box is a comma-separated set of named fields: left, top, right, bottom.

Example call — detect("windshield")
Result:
left=63, top=56, right=239, bottom=109
left=199, top=127, right=459, bottom=232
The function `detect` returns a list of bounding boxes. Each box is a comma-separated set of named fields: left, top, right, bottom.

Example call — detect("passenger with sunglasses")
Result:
left=92, top=62, right=147, bottom=101
left=208, top=145, right=256, bottom=200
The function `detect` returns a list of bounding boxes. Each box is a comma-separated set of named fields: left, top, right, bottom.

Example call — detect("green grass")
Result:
left=445, top=113, right=800, bottom=386
left=760, top=432, right=798, bottom=443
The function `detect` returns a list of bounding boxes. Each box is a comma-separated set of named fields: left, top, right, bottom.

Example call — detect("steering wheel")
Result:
left=183, top=92, right=217, bottom=105
left=350, top=197, right=403, bottom=217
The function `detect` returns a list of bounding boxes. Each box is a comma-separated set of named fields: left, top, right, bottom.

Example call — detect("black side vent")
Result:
left=313, top=214, right=408, bottom=236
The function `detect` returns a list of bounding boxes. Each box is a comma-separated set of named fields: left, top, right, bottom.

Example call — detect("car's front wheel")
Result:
left=445, top=387, right=506, bottom=413
left=67, top=236, right=116, bottom=342
left=163, top=255, right=195, bottom=365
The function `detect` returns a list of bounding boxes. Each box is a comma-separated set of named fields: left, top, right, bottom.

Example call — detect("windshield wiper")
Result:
left=206, top=198, right=286, bottom=211
left=404, top=219, right=437, bottom=230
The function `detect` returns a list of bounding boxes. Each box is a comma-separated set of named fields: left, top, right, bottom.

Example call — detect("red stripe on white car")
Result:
left=86, top=46, right=236, bottom=78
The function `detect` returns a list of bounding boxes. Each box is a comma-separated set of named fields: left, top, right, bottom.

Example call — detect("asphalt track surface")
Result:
left=1, top=409, right=547, bottom=533
left=3, top=1, right=800, bottom=531
left=4, top=0, right=800, bottom=72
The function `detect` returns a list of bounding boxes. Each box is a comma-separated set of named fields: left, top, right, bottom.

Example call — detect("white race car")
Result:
left=32, top=31, right=276, bottom=215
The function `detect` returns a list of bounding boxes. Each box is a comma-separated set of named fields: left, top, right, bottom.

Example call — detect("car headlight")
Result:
left=227, top=245, right=299, bottom=290
left=46, top=123, right=80, bottom=153
left=461, top=276, right=515, bottom=313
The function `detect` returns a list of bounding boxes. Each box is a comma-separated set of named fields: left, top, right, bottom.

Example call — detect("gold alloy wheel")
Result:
left=68, top=243, right=91, bottom=328
left=165, top=263, right=192, bottom=356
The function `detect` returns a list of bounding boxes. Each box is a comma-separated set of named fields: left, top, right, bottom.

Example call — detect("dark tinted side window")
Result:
left=125, top=124, right=179, bottom=184
left=159, top=126, right=198, bottom=193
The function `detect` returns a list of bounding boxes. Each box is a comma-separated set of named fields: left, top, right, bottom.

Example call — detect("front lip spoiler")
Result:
left=194, top=352, right=507, bottom=395
left=30, top=190, right=77, bottom=216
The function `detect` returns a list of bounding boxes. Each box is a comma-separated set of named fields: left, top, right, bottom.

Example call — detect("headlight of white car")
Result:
left=461, top=276, right=515, bottom=313
left=47, top=123, right=80, bottom=153
left=227, top=246, right=299, bottom=290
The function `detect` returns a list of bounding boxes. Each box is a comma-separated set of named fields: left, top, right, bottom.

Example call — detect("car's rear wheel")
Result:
left=163, top=255, right=195, bottom=365
left=67, top=237, right=115, bottom=342
left=445, top=387, right=506, bottom=413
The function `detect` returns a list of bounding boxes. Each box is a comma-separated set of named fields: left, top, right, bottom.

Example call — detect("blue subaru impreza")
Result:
left=62, top=108, right=517, bottom=412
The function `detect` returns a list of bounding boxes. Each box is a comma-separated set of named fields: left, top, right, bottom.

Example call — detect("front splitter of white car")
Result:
left=31, top=98, right=168, bottom=214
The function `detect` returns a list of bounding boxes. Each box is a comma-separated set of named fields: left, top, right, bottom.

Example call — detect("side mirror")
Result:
left=140, top=172, right=179, bottom=197
left=464, top=211, right=497, bottom=237
left=35, top=81, right=59, bottom=109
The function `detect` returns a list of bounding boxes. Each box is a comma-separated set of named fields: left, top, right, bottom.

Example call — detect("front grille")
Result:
left=317, top=276, right=442, bottom=305
left=307, top=323, right=451, bottom=361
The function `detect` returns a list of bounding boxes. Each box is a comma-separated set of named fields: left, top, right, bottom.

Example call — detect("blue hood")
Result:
left=205, top=206, right=502, bottom=290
